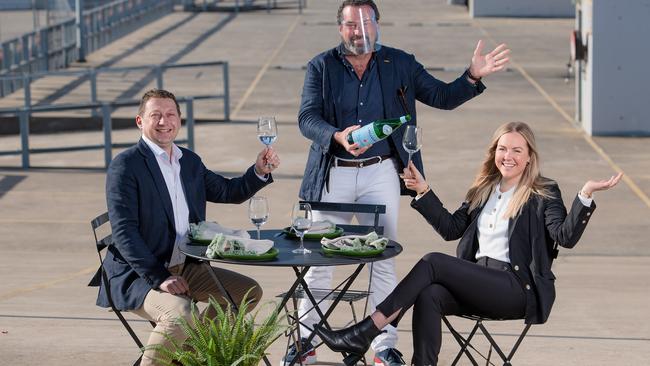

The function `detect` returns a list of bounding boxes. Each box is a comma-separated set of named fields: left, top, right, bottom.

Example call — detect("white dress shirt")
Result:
left=476, top=183, right=515, bottom=263
left=142, top=136, right=189, bottom=268
left=415, top=182, right=594, bottom=264
left=475, top=184, right=594, bottom=263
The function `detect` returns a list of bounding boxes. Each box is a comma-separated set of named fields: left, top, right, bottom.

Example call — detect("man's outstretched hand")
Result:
left=468, top=40, right=510, bottom=79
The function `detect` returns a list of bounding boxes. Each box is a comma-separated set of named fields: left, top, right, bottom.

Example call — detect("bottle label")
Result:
left=382, top=125, right=393, bottom=135
left=351, top=124, right=382, bottom=148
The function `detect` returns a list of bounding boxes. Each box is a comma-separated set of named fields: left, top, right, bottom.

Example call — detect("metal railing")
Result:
left=82, top=0, right=174, bottom=60
left=0, top=95, right=219, bottom=169
left=0, top=0, right=175, bottom=95
left=0, top=60, right=230, bottom=120
left=182, top=0, right=306, bottom=14
left=264, top=0, right=306, bottom=13
left=0, top=0, right=305, bottom=97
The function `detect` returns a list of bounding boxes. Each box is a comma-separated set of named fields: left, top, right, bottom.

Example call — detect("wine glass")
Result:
left=248, top=196, right=269, bottom=240
left=402, top=125, right=422, bottom=166
left=257, top=116, right=278, bottom=168
left=257, top=116, right=277, bottom=146
left=291, top=202, right=313, bottom=254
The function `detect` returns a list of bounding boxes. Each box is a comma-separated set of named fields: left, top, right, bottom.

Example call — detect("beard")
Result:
left=342, top=34, right=375, bottom=55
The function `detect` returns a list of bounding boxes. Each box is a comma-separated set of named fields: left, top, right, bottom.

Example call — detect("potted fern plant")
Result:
left=153, top=292, right=286, bottom=366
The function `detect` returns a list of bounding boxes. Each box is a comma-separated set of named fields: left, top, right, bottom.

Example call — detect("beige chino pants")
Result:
left=132, top=261, right=263, bottom=366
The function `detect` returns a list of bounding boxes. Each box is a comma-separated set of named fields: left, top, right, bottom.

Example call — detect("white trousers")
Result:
left=298, top=157, right=401, bottom=352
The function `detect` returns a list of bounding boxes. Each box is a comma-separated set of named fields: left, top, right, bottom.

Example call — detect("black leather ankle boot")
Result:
left=315, top=316, right=382, bottom=356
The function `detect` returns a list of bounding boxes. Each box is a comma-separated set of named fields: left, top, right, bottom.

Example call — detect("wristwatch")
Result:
left=466, top=68, right=481, bottom=83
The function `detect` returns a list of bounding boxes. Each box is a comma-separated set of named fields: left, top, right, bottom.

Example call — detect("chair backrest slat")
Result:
left=91, top=212, right=110, bottom=229
left=91, top=212, right=111, bottom=252
left=302, top=201, right=386, bottom=214
left=300, top=200, right=386, bottom=234
left=96, top=234, right=112, bottom=252
left=338, top=224, right=384, bottom=235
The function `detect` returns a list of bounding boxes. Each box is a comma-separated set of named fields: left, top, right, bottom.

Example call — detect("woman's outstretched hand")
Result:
left=400, top=161, right=429, bottom=195
left=580, top=172, right=623, bottom=198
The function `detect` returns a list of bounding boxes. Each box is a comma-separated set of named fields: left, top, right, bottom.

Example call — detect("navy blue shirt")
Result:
left=334, top=45, right=394, bottom=159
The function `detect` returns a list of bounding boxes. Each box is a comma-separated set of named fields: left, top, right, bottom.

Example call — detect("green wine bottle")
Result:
left=347, top=114, right=411, bottom=148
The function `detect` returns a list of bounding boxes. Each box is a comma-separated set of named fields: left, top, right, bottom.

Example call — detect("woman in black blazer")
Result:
left=316, top=122, right=622, bottom=365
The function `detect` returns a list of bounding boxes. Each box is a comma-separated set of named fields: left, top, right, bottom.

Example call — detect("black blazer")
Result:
left=411, top=182, right=596, bottom=324
left=99, top=139, right=271, bottom=310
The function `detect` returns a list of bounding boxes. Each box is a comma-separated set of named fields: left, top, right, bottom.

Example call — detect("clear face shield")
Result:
left=339, top=7, right=381, bottom=56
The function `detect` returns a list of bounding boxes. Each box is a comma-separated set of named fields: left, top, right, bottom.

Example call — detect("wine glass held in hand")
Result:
left=257, top=116, right=278, bottom=146
left=291, top=202, right=313, bottom=254
left=402, top=125, right=422, bottom=166
left=257, top=116, right=278, bottom=169
left=249, top=197, right=269, bottom=240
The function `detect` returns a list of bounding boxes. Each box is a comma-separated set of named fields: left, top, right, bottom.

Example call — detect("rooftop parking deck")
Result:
left=0, top=1, right=649, bottom=364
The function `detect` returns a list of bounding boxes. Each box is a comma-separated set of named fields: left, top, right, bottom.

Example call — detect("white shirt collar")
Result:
left=495, top=182, right=516, bottom=198
left=141, top=135, right=183, bottom=162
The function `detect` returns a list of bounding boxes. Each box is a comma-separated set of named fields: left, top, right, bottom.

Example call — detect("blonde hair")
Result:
left=465, top=122, right=555, bottom=218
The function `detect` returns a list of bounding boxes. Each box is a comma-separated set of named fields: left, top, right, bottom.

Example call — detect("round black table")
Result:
left=179, top=229, right=403, bottom=366
left=180, top=229, right=403, bottom=266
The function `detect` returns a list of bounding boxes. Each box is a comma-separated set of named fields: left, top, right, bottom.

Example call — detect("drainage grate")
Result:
left=303, top=21, right=337, bottom=26
left=302, top=21, right=395, bottom=26
left=424, top=66, right=513, bottom=73
left=272, top=64, right=307, bottom=71
left=270, top=64, right=512, bottom=73
left=437, top=22, right=472, bottom=27
left=301, top=21, right=471, bottom=27
left=406, top=22, right=472, bottom=27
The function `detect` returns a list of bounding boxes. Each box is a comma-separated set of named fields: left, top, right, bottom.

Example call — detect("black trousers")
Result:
left=376, top=252, right=527, bottom=366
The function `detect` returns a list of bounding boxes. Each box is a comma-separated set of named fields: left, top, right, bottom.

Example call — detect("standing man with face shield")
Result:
left=289, top=1, right=511, bottom=365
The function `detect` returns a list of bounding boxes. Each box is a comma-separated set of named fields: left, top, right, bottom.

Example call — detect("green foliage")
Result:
left=152, top=291, right=286, bottom=366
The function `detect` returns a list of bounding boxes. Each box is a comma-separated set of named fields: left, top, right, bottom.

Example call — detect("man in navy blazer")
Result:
left=291, top=1, right=511, bottom=365
left=99, top=89, right=280, bottom=365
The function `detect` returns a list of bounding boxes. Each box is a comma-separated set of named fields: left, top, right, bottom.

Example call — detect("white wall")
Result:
left=579, top=0, right=650, bottom=135
left=470, top=0, right=575, bottom=18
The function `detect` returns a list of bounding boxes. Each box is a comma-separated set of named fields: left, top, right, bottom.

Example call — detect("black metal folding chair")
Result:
left=277, top=201, right=386, bottom=365
left=87, top=212, right=155, bottom=366
left=297, top=201, right=386, bottom=324
left=443, top=315, right=532, bottom=366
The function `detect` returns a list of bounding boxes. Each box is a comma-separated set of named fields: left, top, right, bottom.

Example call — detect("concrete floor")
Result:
left=1, top=1, right=649, bottom=365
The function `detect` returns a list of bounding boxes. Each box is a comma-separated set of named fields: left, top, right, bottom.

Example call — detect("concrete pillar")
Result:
left=470, top=0, right=575, bottom=18
left=576, top=0, right=650, bottom=135
left=75, top=0, right=86, bottom=62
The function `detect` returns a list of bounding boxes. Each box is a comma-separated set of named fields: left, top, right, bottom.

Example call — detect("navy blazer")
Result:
left=98, top=139, right=271, bottom=310
left=411, top=182, right=596, bottom=324
left=298, top=45, right=485, bottom=201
